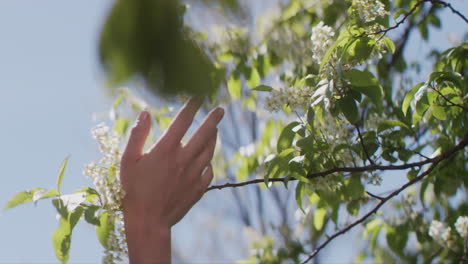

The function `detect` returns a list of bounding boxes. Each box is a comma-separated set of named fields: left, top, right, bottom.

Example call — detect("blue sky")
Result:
left=0, top=0, right=466, bottom=263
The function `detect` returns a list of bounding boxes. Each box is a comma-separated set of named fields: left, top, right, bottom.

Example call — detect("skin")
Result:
left=120, top=98, right=224, bottom=263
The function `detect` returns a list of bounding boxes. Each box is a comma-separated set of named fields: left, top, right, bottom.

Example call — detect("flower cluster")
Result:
left=84, top=123, right=125, bottom=211
left=103, top=213, right=128, bottom=264
left=455, top=216, right=468, bottom=238
left=428, top=216, right=468, bottom=248
left=265, top=85, right=315, bottom=112
left=310, top=21, right=336, bottom=66
left=429, top=220, right=453, bottom=247
left=84, top=123, right=128, bottom=263
left=310, top=174, right=343, bottom=193
left=353, top=0, right=388, bottom=23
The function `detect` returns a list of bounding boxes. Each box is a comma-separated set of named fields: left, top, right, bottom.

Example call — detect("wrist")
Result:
left=124, top=211, right=172, bottom=263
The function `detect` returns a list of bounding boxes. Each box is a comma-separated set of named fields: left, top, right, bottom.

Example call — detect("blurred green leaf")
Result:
left=295, top=182, right=306, bottom=214
left=52, top=217, right=71, bottom=264
left=313, top=207, right=327, bottom=230
left=377, top=120, right=410, bottom=133
left=402, top=82, right=424, bottom=116
left=338, top=96, right=359, bottom=124
left=344, top=69, right=383, bottom=108
left=99, top=0, right=223, bottom=97
left=252, top=85, right=273, bottom=92
left=96, top=212, right=115, bottom=249
left=57, top=156, right=70, bottom=194
left=228, top=72, right=242, bottom=99
left=277, top=121, right=300, bottom=153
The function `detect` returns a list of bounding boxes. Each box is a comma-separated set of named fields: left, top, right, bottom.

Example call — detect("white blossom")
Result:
left=429, top=220, right=445, bottom=240
left=455, top=216, right=468, bottom=238
left=429, top=219, right=455, bottom=247
left=84, top=123, right=128, bottom=262
left=265, top=85, right=315, bottom=112
left=310, top=175, right=342, bottom=193
left=310, top=21, right=336, bottom=66
left=353, top=0, right=388, bottom=23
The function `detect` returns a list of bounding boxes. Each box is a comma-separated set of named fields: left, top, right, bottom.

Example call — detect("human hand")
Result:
left=120, top=98, right=224, bottom=263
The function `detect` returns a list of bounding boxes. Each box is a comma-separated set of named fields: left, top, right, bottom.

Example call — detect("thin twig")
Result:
left=371, top=0, right=467, bottom=37
left=371, top=0, right=427, bottom=36
left=430, top=0, right=468, bottom=24
left=206, top=134, right=468, bottom=192
left=366, top=191, right=384, bottom=201
left=355, top=125, right=375, bottom=165
left=429, top=86, right=468, bottom=112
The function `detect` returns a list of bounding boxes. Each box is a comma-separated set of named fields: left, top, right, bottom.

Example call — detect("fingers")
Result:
left=185, top=133, right=217, bottom=179
left=182, top=107, right=223, bottom=160
left=158, top=97, right=202, bottom=148
left=122, top=111, right=151, bottom=162
left=200, top=164, right=214, bottom=191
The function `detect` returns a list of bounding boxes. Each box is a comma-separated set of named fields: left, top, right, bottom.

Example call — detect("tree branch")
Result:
left=372, top=0, right=467, bottom=37
left=207, top=134, right=467, bottom=192
left=429, top=0, right=468, bottom=24
left=355, top=125, right=375, bottom=165
left=429, top=86, right=468, bottom=112
left=366, top=191, right=384, bottom=201
left=299, top=135, right=467, bottom=263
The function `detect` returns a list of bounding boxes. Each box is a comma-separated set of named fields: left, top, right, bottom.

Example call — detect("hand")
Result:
left=120, top=98, right=224, bottom=263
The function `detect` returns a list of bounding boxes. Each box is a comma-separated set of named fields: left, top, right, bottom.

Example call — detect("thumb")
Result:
left=122, top=111, right=151, bottom=162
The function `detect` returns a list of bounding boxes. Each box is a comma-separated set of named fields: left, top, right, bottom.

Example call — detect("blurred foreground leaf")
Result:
left=99, top=0, right=224, bottom=97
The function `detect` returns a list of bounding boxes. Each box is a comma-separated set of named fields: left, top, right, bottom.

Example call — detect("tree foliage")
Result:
left=5, top=0, right=468, bottom=263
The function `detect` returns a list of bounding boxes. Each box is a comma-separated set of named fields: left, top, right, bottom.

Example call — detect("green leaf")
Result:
left=338, top=96, right=359, bottom=124
left=252, top=85, right=273, bottom=92
left=57, top=156, right=70, bottom=194
left=246, top=67, right=260, bottom=88
left=96, top=211, right=115, bottom=249
left=4, top=188, right=58, bottom=210
left=344, top=69, right=378, bottom=87
left=4, top=191, right=33, bottom=210
left=84, top=205, right=101, bottom=226
left=277, top=121, right=300, bottom=153
left=320, top=33, right=349, bottom=71
left=51, top=206, right=83, bottom=264
left=33, top=188, right=60, bottom=202
left=112, top=91, right=126, bottom=109
left=99, top=0, right=223, bottom=97
left=52, top=218, right=72, bottom=264
left=346, top=37, right=374, bottom=63
left=69, top=206, right=84, bottom=230
left=295, top=182, right=306, bottom=214
left=386, top=225, right=408, bottom=255
left=383, top=37, right=396, bottom=54
left=377, top=120, right=410, bottom=133
left=402, top=82, right=424, bottom=116
left=113, top=118, right=129, bottom=135
left=344, top=69, right=383, bottom=107
left=430, top=71, right=464, bottom=89
left=346, top=200, right=360, bottom=216
left=431, top=105, right=447, bottom=120
left=393, top=8, right=406, bottom=20
left=74, top=187, right=100, bottom=203
left=313, top=207, right=327, bottom=230
left=364, top=218, right=383, bottom=250
left=345, top=175, right=365, bottom=199
left=227, top=73, right=242, bottom=99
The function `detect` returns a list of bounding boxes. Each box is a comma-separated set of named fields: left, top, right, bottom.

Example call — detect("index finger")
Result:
left=158, top=97, right=202, bottom=147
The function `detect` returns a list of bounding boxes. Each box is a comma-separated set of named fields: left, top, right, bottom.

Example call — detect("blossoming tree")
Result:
left=5, top=0, right=468, bottom=263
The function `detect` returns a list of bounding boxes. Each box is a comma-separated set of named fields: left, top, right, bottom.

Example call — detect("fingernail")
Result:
left=139, top=111, right=149, bottom=122
left=215, top=108, right=224, bottom=122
